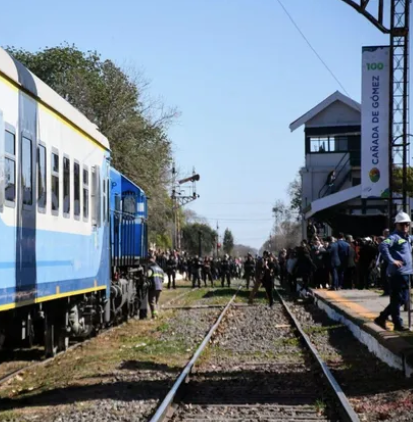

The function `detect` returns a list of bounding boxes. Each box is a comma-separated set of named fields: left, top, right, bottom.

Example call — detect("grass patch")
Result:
left=0, top=312, right=192, bottom=403
left=180, top=288, right=210, bottom=305
left=273, top=337, right=300, bottom=347
left=305, top=324, right=344, bottom=334
left=314, top=399, right=326, bottom=415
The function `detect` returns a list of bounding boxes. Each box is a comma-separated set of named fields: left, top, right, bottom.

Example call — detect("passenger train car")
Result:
left=0, top=47, right=147, bottom=356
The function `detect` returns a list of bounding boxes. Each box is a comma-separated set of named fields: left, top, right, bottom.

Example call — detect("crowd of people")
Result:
left=146, top=210, right=412, bottom=331
left=153, top=250, right=243, bottom=288
left=278, top=232, right=388, bottom=293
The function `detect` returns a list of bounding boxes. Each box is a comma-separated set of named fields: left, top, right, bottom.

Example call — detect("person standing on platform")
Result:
left=327, top=237, right=341, bottom=291
left=337, top=233, right=350, bottom=289
left=374, top=211, right=413, bottom=332
left=147, top=256, right=164, bottom=319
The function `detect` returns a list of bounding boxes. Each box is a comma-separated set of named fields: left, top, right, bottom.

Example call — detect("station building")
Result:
left=290, top=91, right=388, bottom=239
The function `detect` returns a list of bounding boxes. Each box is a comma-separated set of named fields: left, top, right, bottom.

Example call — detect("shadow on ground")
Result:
left=277, top=286, right=413, bottom=398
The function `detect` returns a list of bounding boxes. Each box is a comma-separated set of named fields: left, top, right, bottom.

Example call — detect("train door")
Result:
left=16, top=130, right=37, bottom=294
left=0, top=112, right=17, bottom=298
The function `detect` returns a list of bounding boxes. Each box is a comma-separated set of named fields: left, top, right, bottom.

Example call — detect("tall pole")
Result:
left=401, top=0, right=410, bottom=212
left=340, top=0, right=410, bottom=221
left=216, top=220, right=219, bottom=257
left=198, top=231, right=202, bottom=257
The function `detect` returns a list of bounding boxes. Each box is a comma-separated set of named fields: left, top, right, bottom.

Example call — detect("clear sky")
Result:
left=1, top=0, right=404, bottom=248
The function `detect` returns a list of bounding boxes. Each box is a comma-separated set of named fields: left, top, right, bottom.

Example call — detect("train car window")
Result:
left=74, top=162, right=80, bottom=218
left=37, top=145, right=47, bottom=210
left=102, top=178, right=106, bottom=223
left=91, top=166, right=101, bottom=227
left=83, top=167, right=89, bottom=220
left=51, top=151, right=59, bottom=213
left=115, top=195, right=121, bottom=212
left=63, top=157, right=70, bottom=216
left=5, top=130, right=15, bottom=202
left=22, top=137, right=32, bottom=205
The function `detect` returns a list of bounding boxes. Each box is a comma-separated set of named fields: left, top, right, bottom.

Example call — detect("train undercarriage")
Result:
left=0, top=272, right=146, bottom=357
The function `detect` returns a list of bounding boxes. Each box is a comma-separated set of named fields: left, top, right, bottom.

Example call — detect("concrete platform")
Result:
left=309, top=288, right=413, bottom=376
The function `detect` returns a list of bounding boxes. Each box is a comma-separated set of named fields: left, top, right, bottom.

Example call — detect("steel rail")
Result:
left=0, top=286, right=197, bottom=387
left=149, top=285, right=242, bottom=422
left=274, top=286, right=361, bottom=422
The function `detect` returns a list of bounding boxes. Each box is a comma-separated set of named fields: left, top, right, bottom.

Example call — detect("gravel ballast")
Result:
left=171, top=303, right=338, bottom=422
left=281, top=288, right=413, bottom=422
left=0, top=305, right=222, bottom=422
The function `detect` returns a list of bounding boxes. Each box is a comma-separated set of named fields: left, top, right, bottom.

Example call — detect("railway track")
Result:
left=149, top=285, right=360, bottom=422
left=0, top=286, right=196, bottom=388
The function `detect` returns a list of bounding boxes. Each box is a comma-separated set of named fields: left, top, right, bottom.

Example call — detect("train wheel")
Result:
left=22, top=312, right=35, bottom=349
left=44, top=313, right=58, bottom=358
left=44, top=309, right=68, bottom=358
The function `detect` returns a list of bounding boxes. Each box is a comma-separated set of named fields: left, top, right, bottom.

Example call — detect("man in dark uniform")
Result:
left=203, top=256, right=214, bottom=287
left=166, top=252, right=177, bottom=289
left=262, top=253, right=277, bottom=308
left=243, top=253, right=255, bottom=289
left=221, top=254, right=231, bottom=287
left=248, top=250, right=268, bottom=304
left=192, top=255, right=202, bottom=288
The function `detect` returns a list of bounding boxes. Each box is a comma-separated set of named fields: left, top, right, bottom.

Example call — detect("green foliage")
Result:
left=288, top=172, right=302, bottom=213
left=181, top=223, right=217, bottom=256
left=6, top=43, right=177, bottom=245
left=393, top=166, right=413, bottom=196
left=223, top=228, right=234, bottom=255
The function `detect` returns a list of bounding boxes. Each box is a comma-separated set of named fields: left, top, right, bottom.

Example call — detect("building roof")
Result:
left=289, top=90, right=361, bottom=133
left=0, top=47, right=109, bottom=150
left=305, top=184, right=361, bottom=220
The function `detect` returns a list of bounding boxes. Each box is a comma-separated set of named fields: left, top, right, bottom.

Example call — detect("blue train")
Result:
left=0, top=48, right=148, bottom=355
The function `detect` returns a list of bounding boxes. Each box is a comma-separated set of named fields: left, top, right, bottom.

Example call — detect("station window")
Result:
left=51, top=152, right=59, bottom=212
left=22, top=137, right=32, bottom=205
left=309, top=136, right=348, bottom=153
left=37, top=145, right=47, bottom=209
left=5, top=130, right=15, bottom=202
left=83, top=167, right=89, bottom=220
left=63, top=157, right=70, bottom=216
left=74, top=162, right=80, bottom=217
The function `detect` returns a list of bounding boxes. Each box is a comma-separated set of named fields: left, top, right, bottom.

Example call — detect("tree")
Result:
left=182, top=209, right=208, bottom=225
left=232, top=244, right=258, bottom=257
left=265, top=199, right=301, bottom=253
left=6, top=44, right=177, bottom=246
left=223, top=229, right=234, bottom=255
left=393, top=166, right=413, bottom=197
left=181, top=223, right=217, bottom=256
left=288, top=172, right=302, bottom=215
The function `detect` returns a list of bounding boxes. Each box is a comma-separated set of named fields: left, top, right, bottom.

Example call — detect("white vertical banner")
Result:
left=361, top=46, right=390, bottom=199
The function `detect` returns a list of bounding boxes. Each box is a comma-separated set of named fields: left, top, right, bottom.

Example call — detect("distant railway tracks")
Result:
left=149, top=284, right=360, bottom=422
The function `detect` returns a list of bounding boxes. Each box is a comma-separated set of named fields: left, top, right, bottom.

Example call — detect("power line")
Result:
left=201, top=202, right=274, bottom=205
left=276, top=0, right=350, bottom=96
left=206, top=217, right=272, bottom=222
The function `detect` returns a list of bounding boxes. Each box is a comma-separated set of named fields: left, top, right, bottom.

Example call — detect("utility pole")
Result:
left=340, top=0, right=410, bottom=218
left=198, top=231, right=202, bottom=257
left=170, top=165, right=201, bottom=251
left=216, top=220, right=220, bottom=257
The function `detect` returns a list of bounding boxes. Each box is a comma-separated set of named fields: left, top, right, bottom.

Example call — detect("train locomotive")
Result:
left=0, top=47, right=148, bottom=356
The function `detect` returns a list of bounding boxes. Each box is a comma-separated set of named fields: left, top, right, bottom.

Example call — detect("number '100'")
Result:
left=367, top=63, right=384, bottom=70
